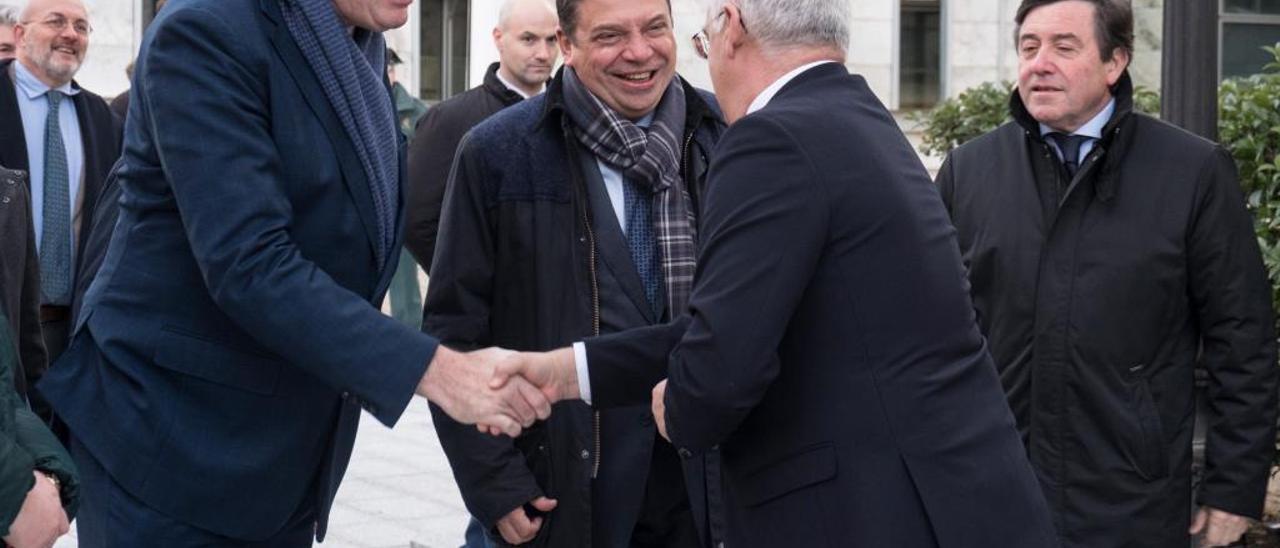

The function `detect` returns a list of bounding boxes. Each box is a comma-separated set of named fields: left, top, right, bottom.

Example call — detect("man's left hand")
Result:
left=651, top=379, right=669, bottom=442
left=1190, top=506, right=1250, bottom=547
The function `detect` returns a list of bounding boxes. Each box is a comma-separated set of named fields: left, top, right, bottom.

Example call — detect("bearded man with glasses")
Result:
left=0, top=0, right=121, bottom=434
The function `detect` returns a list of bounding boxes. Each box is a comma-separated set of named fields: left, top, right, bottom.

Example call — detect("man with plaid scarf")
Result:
left=422, top=0, right=725, bottom=545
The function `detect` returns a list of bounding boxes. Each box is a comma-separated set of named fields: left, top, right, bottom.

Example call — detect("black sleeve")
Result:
left=17, top=185, right=47, bottom=400
left=1190, top=147, right=1279, bottom=519
left=71, top=165, right=122, bottom=324
left=661, top=115, right=828, bottom=455
left=404, top=106, right=467, bottom=271
left=422, top=134, right=543, bottom=527
left=583, top=317, right=689, bottom=408
left=935, top=152, right=957, bottom=214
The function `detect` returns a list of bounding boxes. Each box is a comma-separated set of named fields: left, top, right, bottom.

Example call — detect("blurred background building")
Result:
left=62, top=0, right=1278, bottom=116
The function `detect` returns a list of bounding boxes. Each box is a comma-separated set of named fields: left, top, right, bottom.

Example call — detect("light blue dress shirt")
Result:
left=13, top=60, right=84, bottom=263
left=1039, top=97, right=1115, bottom=165
left=593, top=112, right=654, bottom=238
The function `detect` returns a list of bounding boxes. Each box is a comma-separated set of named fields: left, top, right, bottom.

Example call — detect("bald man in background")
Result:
left=403, top=0, right=558, bottom=271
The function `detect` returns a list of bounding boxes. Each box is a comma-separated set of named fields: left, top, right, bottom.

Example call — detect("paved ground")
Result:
left=54, top=399, right=473, bottom=548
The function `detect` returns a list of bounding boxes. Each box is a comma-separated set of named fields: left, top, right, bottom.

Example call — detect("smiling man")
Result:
left=0, top=0, right=120, bottom=431
left=422, top=0, right=724, bottom=545
left=936, top=1, right=1278, bottom=547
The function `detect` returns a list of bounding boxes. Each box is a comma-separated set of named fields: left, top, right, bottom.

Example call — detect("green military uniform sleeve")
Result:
left=0, top=430, right=37, bottom=538
left=13, top=406, right=78, bottom=519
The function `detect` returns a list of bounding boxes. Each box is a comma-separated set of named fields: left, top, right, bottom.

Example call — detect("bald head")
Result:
left=498, top=0, right=556, bottom=31
left=493, top=0, right=559, bottom=97
left=14, top=0, right=90, bottom=87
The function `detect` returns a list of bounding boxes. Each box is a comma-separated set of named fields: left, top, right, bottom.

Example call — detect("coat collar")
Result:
left=482, top=62, right=529, bottom=106
left=1010, top=70, right=1138, bottom=203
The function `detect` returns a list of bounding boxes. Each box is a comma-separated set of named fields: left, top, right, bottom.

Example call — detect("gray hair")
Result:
left=0, top=4, right=18, bottom=26
left=710, top=0, right=850, bottom=54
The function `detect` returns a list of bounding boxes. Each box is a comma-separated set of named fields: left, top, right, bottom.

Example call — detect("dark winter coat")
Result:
left=403, top=62, right=524, bottom=271
left=936, top=73, right=1279, bottom=548
left=422, top=69, right=724, bottom=547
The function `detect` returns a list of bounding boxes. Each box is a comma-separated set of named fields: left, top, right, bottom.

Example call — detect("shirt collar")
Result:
left=746, top=60, right=837, bottom=115
left=1039, top=97, right=1114, bottom=140
left=13, top=59, right=80, bottom=100
left=495, top=69, right=540, bottom=99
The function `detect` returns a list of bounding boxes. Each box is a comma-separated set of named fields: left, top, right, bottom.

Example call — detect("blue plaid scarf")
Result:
left=561, top=68, right=697, bottom=318
left=280, top=0, right=398, bottom=266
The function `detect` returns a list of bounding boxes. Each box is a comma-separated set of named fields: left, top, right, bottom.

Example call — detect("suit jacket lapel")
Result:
left=70, top=89, right=101, bottom=254
left=260, top=0, right=382, bottom=264
left=0, top=62, right=30, bottom=172
left=577, top=145, right=659, bottom=324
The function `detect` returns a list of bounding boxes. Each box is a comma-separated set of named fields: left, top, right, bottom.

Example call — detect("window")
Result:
left=420, top=0, right=470, bottom=103
left=1221, top=0, right=1280, bottom=79
left=899, top=0, right=942, bottom=109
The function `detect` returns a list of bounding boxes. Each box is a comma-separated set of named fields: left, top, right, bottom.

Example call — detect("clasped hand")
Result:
left=418, top=346, right=552, bottom=437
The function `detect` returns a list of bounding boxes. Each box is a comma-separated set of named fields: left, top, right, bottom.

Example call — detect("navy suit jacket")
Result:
left=39, top=0, right=438, bottom=541
left=584, top=63, right=1058, bottom=548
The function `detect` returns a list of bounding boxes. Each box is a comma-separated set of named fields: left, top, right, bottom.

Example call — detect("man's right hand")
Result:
left=489, top=347, right=579, bottom=405
left=2, top=471, right=68, bottom=548
left=495, top=496, right=558, bottom=545
left=417, top=346, right=552, bottom=437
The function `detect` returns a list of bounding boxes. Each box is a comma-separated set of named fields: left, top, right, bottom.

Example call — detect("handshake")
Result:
left=415, top=346, right=672, bottom=441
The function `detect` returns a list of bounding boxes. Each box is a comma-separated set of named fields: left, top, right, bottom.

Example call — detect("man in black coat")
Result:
left=489, top=1, right=1059, bottom=547
left=935, top=1, right=1278, bottom=547
left=0, top=0, right=121, bottom=424
left=0, top=167, right=46, bottom=407
left=424, top=0, right=726, bottom=544
left=403, top=0, right=558, bottom=271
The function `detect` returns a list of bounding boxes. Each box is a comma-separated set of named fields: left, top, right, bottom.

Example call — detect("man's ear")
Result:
left=557, top=28, right=574, bottom=67
left=1104, top=47, right=1130, bottom=87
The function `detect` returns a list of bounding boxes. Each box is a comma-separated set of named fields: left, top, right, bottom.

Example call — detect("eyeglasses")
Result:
left=691, top=9, right=745, bottom=60
left=23, top=15, right=93, bottom=37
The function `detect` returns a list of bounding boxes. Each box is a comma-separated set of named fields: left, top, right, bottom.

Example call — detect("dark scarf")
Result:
left=561, top=68, right=697, bottom=316
left=280, top=0, right=398, bottom=266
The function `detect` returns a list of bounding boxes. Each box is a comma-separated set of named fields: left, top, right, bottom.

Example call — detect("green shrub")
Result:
left=910, top=81, right=1013, bottom=158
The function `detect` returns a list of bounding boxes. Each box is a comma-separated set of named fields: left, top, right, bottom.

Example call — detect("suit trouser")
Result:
left=71, top=437, right=317, bottom=547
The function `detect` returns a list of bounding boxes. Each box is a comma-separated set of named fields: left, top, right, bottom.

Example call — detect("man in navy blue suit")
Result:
left=36, top=0, right=551, bottom=545
left=492, top=0, right=1060, bottom=546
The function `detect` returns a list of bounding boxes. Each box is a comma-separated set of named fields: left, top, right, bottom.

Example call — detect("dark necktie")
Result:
left=41, top=90, right=71, bottom=305
left=1047, top=132, right=1090, bottom=179
left=623, top=177, right=660, bottom=313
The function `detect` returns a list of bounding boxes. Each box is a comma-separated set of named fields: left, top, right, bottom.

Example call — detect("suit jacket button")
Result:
left=678, top=448, right=693, bottom=459
left=340, top=391, right=350, bottom=401
left=580, top=449, right=590, bottom=460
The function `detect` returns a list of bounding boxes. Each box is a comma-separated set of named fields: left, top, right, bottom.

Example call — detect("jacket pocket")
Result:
left=737, top=443, right=838, bottom=508
left=1125, top=367, right=1170, bottom=481
left=152, top=326, right=281, bottom=396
